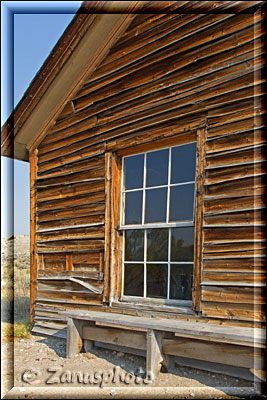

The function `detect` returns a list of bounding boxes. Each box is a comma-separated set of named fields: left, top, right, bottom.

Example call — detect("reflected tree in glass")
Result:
left=147, top=228, right=168, bottom=261
left=125, top=230, right=144, bottom=261
left=170, top=264, right=193, bottom=300
left=147, top=264, right=168, bottom=299
left=124, top=264, right=144, bottom=297
left=171, top=227, right=194, bottom=261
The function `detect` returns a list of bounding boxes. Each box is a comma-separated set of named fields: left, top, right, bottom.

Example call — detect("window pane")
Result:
left=170, top=264, right=193, bottom=300
left=124, top=154, right=144, bottom=190
left=147, top=229, right=168, bottom=261
left=171, top=227, right=194, bottom=261
left=169, top=184, right=195, bottom=222
left=124, top=191, right=143, bottom=225
left=124, top=263, right=144, bottom=297
left=147, top=264, right=168, bottom=299
left=171, top=142, right=196, bottom=184
left=146, top=149, right=169, bottom=187
left=125, top=230, right=144, bottom=261
left=145, top=187, right=167, bottom=223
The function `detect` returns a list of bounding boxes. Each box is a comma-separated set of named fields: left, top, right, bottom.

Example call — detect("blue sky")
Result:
left=1, top=1, right=83, bottom=237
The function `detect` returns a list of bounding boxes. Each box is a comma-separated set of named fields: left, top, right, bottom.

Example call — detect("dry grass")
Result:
left=1, top=236, right=30, bottom=340
left=2, top=322, right=31, bottom=341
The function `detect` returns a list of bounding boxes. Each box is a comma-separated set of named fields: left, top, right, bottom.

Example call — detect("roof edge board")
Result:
left=1, top=1, right=143, bottom=161
left=1, top=1, right=103, bottom=159
left=26, top=0, right=142, bottom=156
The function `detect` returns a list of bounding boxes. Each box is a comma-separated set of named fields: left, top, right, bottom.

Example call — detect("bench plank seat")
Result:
left=59, top=310, right=266, bottom=381
left=59, top=310, right=265, bottom=345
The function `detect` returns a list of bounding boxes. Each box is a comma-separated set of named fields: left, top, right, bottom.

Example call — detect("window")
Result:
left=120, top=142, right=197, bottom=304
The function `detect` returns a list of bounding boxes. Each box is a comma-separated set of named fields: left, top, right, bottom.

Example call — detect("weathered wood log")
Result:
left=37, top=192, right=105, bottom=212
left=204, top=226, right=265, bottom=243
left=201, top=286, right=265, bottom=304
left=37, top=203, right=104, bottom=222
left=202, top=271, right=266, bottom=284
left=205, top=161, right=265, bottom=185
left=204, top=194, right=265, bottom=214
left=204, top=209, right=265, bottom=226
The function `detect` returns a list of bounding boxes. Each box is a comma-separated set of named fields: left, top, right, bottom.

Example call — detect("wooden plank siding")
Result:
left=32, top=5, right=265, bottom=332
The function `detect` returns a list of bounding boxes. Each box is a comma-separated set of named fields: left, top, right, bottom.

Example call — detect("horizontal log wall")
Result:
left=34, top=2, right=266, bottom=332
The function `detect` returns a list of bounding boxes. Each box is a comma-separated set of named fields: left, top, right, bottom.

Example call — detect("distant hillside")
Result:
left=1, top=235, right=30, bottom=324
left=1, top=235, right=30, bottom=269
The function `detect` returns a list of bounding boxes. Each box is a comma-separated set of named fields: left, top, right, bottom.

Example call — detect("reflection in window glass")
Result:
left=124, top=264, right=144, bottom=296
left=145, top=187, right=167, bottom=223
left=171, top=142, right=196, bottom=184
left=125, top=230, right=144, bottom=261
left=122, top=143, right=196, bottom=303
left=170, top=264, right=193, bottom=300
left=124, top=154, right=144, bottom=190
left=124, top=191, right=143, bottom=225
left=146, top=149, right=169, bottom=187
left=171, top=227, right=194, bottom=261
left=147, top=264, right=168, bottom=299
left=169, top=184, right=195, bottom=222
left=147, top=229, right=168, bottom=261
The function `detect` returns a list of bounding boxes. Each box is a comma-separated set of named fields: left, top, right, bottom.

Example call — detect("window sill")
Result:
left=111, top=297, right=193, bottom=315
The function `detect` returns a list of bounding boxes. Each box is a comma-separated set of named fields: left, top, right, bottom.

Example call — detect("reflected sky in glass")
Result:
left=145, top=187, right=167, bottom=223
left=124, top=154, right=144, bottom=190
left=124, top=191, right=143, bottom=225
left=171, top=142, right=196, bottom=184
left=146, top=149, right=169, bottom=187
left=169, top=184, right=195, bottom=221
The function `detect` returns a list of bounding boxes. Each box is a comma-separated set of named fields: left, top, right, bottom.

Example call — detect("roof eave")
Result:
left=1, top=1, right=143, bottom=161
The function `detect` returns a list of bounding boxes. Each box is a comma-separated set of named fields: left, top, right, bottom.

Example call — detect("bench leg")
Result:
left=84, top=339, right=94, bottom=352
left=165, top=354, right=176, bottom=371
left=82, top=321, right=95, bottom=353
left=66, top=317, right=84, bottom=358
left=146, top=329, right=164, bottom=381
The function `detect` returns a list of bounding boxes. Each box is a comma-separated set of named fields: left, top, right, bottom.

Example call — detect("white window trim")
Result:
left=119, top=141, right=197, bottom=305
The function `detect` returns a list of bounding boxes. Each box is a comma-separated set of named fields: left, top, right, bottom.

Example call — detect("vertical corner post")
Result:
left=30, top=148, right=38, bottom=328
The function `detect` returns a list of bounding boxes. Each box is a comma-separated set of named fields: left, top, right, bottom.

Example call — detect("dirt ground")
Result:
left=2, top=333, right=264, bottom=399
left=1, top=236, right=265, bottom=398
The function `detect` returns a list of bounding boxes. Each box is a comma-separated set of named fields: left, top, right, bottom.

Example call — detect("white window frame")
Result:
left=119, top=141, right=197, bottom=306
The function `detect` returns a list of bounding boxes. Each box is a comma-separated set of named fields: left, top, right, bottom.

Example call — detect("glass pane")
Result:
left=124, top=263, right=144, bottom=297
left=171, top=227, right=194, bottom=261
left=171, top=142, right=196, bottom=184
left=124, top=191, right=143, bottom=225
left=170, top=264, right=193, bottom=300
left=147, top=229, right=168, bottom=261
left=146, top=149, right=169, bottom=187
left=145, top=187, right=167, bottom=223
left=124, top=154, right=144, bottom=190
left=169, top=184, right=195, bottom=222
left=125, top=230, right=144, bottom=261
left=147, top=264, right=168, bottom=299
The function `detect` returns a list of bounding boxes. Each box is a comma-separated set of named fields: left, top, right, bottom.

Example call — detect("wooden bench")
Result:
left=59, top=310, right=266, bottom=381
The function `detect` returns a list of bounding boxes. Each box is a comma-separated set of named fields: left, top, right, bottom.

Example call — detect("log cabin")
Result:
left=1, top=1, right=266, bottom=381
